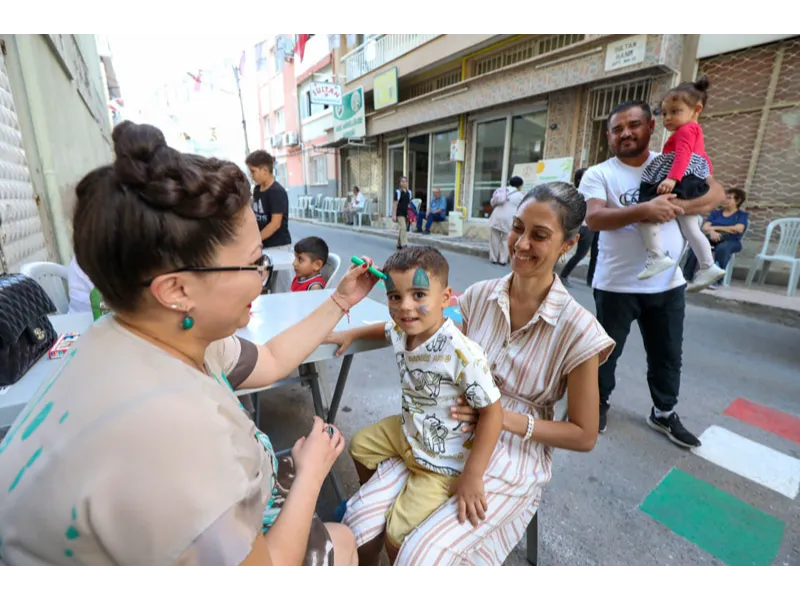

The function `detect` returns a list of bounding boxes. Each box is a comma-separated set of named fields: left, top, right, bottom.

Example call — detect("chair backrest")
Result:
left=19, top=261, right=70, bottom=314
left=321, top=253, right=342, bottom=285
left=765, top=218, right=800, bottom=258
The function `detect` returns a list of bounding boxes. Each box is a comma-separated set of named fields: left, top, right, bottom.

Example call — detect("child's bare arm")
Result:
left=323, top=323, right=387, bottom=357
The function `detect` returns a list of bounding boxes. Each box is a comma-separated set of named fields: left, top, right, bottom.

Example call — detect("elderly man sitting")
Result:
left=344, top=186, right=366, bottom=225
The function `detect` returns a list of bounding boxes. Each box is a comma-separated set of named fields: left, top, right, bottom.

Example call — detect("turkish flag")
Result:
left=297, top=35, right=310, bottom=61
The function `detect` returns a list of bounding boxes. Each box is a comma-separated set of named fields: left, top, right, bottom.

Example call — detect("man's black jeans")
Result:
left=593, top=285, right=686, bottom=413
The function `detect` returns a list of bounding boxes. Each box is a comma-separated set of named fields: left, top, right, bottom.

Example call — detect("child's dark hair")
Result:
left=665, top=74, right=710, bottom=108
left=294, top=236, right=329, bottom=265
left=573, top=168, right=586, bottom=189
left=383, top=246, right=449, bottom=286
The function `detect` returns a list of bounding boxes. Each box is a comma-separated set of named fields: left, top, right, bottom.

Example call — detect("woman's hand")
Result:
left=292, top=416, right=345, bottom=489
left=450, top=396, right=480, bottom=433
left=708, top=230, right=722, bottom=243
left=323, top=331, right=355, bottom=357
left=332, top=255, right=378, bottom=310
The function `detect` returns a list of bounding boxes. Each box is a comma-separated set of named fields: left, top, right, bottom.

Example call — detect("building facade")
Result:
left=255, top=34, right=341, bottom=203
left=324, top=34, right=683, bottom=239
left=0, top=34, right=115, bottom=269
left=695, top=34, right=800, bottom=241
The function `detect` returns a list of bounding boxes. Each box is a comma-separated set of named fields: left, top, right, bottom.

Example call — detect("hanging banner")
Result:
left=310, top=81, right=343, bottom=106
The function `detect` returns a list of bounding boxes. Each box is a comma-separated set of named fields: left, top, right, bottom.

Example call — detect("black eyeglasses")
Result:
left=141, top=254, right=273, bottom=287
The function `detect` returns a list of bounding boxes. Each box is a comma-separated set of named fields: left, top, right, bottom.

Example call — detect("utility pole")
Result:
left=232, top=65, right=250, bottom=156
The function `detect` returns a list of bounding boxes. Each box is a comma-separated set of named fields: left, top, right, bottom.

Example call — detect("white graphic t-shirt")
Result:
left=385, top=318, right=501, bottom=477
left=579, top=153, right=687, bottom=294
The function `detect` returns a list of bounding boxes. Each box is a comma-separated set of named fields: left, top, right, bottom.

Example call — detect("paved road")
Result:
left=261, top=222, right=800, bottom=566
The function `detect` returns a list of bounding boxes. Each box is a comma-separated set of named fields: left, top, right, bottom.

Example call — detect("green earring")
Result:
left=181, top=312, right=195, bottom=330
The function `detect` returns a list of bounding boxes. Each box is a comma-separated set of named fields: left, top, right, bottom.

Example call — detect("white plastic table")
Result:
left=236, top=290, right=390, bottom=499
left=0, top=313, right=94, bottom=430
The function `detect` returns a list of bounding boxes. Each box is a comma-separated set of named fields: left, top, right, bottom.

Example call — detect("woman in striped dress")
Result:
left=342, top=182, right=615, bottom=565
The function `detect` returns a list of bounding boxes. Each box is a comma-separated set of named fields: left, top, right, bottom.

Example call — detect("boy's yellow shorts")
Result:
left=349, top=415, right=457, bottom=547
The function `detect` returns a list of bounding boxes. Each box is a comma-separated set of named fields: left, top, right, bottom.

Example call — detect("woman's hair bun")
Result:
left=112, top=120, right=172, bottom=189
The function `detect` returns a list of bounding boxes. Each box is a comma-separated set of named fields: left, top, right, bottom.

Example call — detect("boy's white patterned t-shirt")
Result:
left=385, top=318, right=501, bottom=476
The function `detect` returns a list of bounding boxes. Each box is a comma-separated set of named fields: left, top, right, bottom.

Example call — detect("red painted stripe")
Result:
left=724, top=397, right=800, bottom=445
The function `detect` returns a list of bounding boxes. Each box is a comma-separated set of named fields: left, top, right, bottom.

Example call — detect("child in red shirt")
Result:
left=637, top=75, right=726, bottom=291
left=290, top=236, right=328, bottom=292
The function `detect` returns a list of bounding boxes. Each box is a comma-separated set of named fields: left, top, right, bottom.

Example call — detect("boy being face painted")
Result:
left=383, top=248, right=452, bottom=341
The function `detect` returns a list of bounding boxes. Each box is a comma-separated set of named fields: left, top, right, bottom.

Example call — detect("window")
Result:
left=470, top=111, right=547, bottom=218
left=274, top=109, right=285, bottom=133
left=262, top=115, right=270, bottom=137
left=430, top=129, right=458, bottom=202
left=274, top=162, right=288, bottom=188
left=255, top=41, right=267, bottom=72
left=311, top=156, right=327, bottom=185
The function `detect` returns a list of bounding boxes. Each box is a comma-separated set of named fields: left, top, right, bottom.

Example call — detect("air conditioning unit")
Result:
left=270, top=134, right=283, bottom=148
left=283, top=131, right=299, bottom=146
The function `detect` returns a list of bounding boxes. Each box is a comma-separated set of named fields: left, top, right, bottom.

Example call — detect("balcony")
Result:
left=342, top=34, right=441, bottom=82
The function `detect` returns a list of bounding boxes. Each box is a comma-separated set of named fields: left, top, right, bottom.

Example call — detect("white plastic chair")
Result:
left=321, top=253, right=342, bottom=285
left=20, top=261, right=70, bottom=315
left=355, top=199, right=373, bottom=228
left=744, top=217, right=800, bottom=297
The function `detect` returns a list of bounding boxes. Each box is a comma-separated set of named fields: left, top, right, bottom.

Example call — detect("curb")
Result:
left=295, top=219, right=799, bottom=328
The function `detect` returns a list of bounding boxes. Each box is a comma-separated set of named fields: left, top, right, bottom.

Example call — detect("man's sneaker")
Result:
left=647, top=409, right=701, bottom=448
left=637, top=254, right=676, bottom=280
left=687, top=264, right=726, bottom=293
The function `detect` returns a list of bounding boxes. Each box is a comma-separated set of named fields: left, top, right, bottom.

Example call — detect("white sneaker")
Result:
left=637, top=254, right=677, bottom=280
left=687, top=264, right=726, bottom=292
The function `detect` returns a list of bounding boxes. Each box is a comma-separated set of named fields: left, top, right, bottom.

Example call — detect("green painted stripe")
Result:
left=640, top=468, right=784, bottom=566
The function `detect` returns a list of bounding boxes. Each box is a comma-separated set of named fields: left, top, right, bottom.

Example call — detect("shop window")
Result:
left=470, top=111, right=547, bottom=218
left=430, top=129, right=458, bottom=206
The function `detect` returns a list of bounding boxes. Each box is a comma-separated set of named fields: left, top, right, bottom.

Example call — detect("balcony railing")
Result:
left=342, top=34, right=441, bottom=82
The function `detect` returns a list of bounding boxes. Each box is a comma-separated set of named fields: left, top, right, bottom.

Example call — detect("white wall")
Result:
left=697, top=34, right=795, bottom=59
left=3, top=34, right=113, bottom=263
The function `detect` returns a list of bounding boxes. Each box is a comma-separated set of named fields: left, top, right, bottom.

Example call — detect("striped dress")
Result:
left=343, top=274, right=615, bottom=565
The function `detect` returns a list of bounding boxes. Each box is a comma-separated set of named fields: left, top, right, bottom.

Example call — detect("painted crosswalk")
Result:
left=640, top=397, right=799, bottom=565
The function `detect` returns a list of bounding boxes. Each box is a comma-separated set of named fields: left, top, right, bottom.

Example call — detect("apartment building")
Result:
left=255, top=34, right=342, bottom=203
left=318, top=33, right=799, bottom=245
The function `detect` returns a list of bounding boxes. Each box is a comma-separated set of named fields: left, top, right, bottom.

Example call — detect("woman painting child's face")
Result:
left=661, top=95, right=703, bottom=133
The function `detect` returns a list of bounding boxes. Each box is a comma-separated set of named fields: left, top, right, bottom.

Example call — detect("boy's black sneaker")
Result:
left=647, top=408, right=701, bottom=448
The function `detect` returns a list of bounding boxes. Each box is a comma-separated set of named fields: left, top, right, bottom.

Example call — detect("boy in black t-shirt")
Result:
left=246, top=150, right=292, bottom=292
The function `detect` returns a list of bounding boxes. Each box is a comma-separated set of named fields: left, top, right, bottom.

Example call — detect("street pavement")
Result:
left=259, top=222, right=800, bottom=566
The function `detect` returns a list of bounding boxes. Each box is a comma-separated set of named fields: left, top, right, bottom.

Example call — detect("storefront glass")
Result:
left=470, top=110, right=547, bottom=219
left=471, top=118, right=506, bottom=218
left=430, top=129, right=458, bottom=207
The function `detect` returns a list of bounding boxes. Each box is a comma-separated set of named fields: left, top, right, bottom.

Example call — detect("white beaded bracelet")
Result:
left=523, top=414, right=535, bottom=441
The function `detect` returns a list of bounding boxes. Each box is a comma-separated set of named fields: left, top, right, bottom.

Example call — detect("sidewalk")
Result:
left=296, top=218, right=800, bottom=328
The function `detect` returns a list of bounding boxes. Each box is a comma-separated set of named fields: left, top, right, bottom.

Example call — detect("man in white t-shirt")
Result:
left=344, top=186, right=366, bottom=225
left=579, top=101, right=724, bottom=449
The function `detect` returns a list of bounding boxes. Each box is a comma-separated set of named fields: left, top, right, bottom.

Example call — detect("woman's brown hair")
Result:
left=73, top=121, right=251, bottom=312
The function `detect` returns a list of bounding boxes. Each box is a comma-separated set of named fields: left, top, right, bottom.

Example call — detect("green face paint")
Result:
left=412, top=268, right=430, bottom=289
left=384, top=275, right=396, bottom=292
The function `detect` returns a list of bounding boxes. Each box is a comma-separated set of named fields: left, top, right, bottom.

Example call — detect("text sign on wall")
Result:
left=605, top=35, right=647, bottom=72
left=310, top=81, right=343, bottom=106
left=334, top=87, right=366, bottom=140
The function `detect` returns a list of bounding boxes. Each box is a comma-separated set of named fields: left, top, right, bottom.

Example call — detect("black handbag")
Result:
left=0, top=273, right=58, bottom=386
